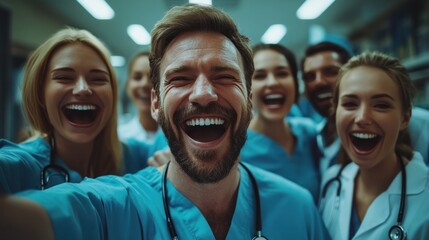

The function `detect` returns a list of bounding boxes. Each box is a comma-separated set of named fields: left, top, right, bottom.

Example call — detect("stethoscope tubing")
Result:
left=321, top=152, right=407, bottom=240
left=40, top=136, right=70, bottom=190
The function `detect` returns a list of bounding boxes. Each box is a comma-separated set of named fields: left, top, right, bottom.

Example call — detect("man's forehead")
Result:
left=304, top=51, right=341, bottom=70
left=165, top=31, right=236, bottom=55
left=160, top=31, right=243, bottom=75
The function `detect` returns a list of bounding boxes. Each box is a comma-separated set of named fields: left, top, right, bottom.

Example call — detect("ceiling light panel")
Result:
left=127, top=24, right=151, bottom=45
left=297, top=0, right=335, bottom=20
left=261, top=24, right=287, bottom=44
left=76, top=0, right=115, bottom=20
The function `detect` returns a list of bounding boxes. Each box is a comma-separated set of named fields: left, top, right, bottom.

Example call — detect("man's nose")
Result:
left=314, top=71, right=328, bottom=85
left=189, top=75, right=218, bottom=106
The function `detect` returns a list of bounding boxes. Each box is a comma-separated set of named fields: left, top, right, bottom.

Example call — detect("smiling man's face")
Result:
left=151, top=31, right=252, bottom=183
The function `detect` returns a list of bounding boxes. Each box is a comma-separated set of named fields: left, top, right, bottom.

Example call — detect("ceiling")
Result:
left=14, top=0, right=407, bottom=62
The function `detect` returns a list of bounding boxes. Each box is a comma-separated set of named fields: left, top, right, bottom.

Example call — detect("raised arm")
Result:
left=0, top=195, right=54, bottom=240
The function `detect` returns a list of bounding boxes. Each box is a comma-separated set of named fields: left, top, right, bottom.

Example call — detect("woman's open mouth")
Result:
left=262, top=93, right=285, bottom=108
left=350, top=132, right=381, bottom=152
left=62, top=104, right=99, bottom=125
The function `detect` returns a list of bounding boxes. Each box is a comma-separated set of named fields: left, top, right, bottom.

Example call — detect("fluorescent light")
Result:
left=297, top=0, right=335, bottom=20
left=309, top=24, right=326, bottom=44
left=76, top=0, right=115, bottom=20
left=111, top=56, right=125, bottom=67
left=261, top=24, right=287, bottom=44
left=127, top=24, right=151, bottom=45
left=189, top=0, right=212, bottom=6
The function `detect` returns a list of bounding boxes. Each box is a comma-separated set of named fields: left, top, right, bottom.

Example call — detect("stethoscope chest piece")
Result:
left=389, top=224, right=406, bottom=240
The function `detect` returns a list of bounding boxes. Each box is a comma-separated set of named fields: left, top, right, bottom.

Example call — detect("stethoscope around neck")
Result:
left=321, top=151, right=407, bottom=240
left=162, top=161, right=268, bottom=240
left=40, top=136, right=70, bottom=190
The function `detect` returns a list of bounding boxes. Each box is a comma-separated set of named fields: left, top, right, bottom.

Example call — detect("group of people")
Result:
left=1, top=3, right=429, bottom=240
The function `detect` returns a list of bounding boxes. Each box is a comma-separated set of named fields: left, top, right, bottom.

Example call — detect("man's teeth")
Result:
left=186, top=118, right=225, bottom=126
left=317, top=92, right=332, bottom=99
left=352, top=133, right=377, bottom=139
left=66, top=104, right=96, bottom=111
left=265, top=94, right=284, bottom=100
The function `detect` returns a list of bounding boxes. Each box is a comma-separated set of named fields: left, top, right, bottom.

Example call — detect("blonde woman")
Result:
left=320, top=52, right=429, bottom=239
left=0, top=28, right=139, bottom=193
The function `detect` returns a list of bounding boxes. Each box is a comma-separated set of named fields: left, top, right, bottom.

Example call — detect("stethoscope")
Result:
left=40, top=136, right=70, bottom=190
left=321, top=152, right=407, bottom=240
left=162, top=161, right=268, bottom=240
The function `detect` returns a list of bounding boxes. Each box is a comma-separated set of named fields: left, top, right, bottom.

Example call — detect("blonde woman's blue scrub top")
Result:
left=240, top=118, right=320, bottom=203
left=0, top=137, right=149, bottom=193
left=0, top=138, right=82, bottom=193
left=20, top=164, right=330, bottom=240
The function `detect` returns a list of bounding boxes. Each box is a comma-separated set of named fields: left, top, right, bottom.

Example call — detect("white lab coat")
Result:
left=319, top=152, right=429, bottom=240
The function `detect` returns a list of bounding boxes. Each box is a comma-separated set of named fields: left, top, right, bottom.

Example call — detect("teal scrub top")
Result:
left=20, top=164, right=330, bottom=240
left=0, top=138, right=82, bottom=193
left=0, top=136, right=152, bottom=193
left=240, top=118, right=320, bottom=203
left=122, top=129, right=169, bottom=173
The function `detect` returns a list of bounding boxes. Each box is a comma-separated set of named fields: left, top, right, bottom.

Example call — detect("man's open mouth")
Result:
left=182, top=117, right=228, bottom=142
left=316, top=90, right=332, bottom=101
left=350, top=132, right=381, bottom=152
left=62, top=104, right=99, bottom=125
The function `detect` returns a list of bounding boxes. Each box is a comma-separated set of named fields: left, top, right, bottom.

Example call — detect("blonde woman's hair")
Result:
left=21, top=27, right=121, bottom=177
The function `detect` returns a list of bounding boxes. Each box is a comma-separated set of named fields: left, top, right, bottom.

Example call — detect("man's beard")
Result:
left=308, top=86, right=334, bottom=118
left=158, top=101, right=252, bottom=184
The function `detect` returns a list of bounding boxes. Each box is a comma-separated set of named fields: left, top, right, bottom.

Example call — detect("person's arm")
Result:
left=0, top=195, right=54, bottom=239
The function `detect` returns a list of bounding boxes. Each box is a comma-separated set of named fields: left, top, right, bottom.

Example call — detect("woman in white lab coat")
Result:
left=319, top=51, right=429, bottom=240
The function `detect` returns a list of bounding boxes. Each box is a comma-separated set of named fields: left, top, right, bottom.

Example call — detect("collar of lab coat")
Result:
left=341, top=151, right=427, bottom=236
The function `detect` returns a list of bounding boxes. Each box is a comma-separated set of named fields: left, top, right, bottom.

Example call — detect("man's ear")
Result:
left=151, top=88, right=159, bottom=122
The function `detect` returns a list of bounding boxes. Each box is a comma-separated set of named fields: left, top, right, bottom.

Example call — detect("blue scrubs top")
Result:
left=0, top=136, right=155, bottom=193
left=408, top=107, right=429, bottom=165
left=0, top=138, right=82, bottom=193
left=240, top=118, right=320, bottom=203
left=20, top=164, right=330, bottom=240
left=122, top=129, right=169, bottom=173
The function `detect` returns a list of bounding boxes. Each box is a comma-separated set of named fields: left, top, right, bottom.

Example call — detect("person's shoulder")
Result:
left=412, top=107, right=429, bottom=117
left=0, top=137, right=46, bottom=161
left=410, top=107, right=429, bottom=125
left=98, top=166, right=162, bottom=192
left=0, top=138, right=19, bottom=151
left=287, top=117, right=318, bottom=135
left=243, top=129, right=268, bottom=144
left=122, top=138, right=150, bottom=156
left=409, top=152, right=429, bottom=180
left=247, top=164, right=314, bottom=202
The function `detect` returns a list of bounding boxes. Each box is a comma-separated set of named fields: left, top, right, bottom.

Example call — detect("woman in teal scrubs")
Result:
left=240, top=44, right=321, bottom=202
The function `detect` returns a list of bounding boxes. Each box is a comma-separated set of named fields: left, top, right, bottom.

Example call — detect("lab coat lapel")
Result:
left=355, top=192, right=391, bottom=236
left=354, top=166, right=399, bottom=236
left=354, top=153, right=426, bottom=237
left=338, top=164, right=358, bottom=240
left=390, top=153, right=426, bottom=196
